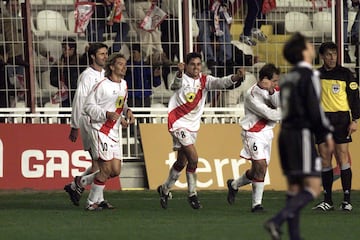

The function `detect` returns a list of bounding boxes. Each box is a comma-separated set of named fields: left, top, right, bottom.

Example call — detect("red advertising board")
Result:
left=0, top=124, right=121, bottom=190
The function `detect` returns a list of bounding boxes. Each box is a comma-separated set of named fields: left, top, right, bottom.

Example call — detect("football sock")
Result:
left=70, top=167, right=93, bottom=190
left=252, top=180, right=265, bottom=207
left=163, top=166, right=181, bottom=195
left=186, top=170, right=197, bottom=197
left=80, top=169, right=100, bottom=187
left=286, top=193, right=300, bottom=240
left=340, top=168, right=352, bottom=203
left=233, top=171, right=252, bottom=188
left=321, top=168, right=333, bottom=204
left=87, top=178, right=105, bottom=205
left=272, top=189, right=313, bottom=227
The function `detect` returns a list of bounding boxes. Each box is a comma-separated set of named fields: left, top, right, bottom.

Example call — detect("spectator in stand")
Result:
left=0, top=46, right=15, bottom=121
left=0, top=0, right=27, bottom=66
left=239, top=0, right=268, bottom=46
left=125, top=43, right=161, bottom=111
left=87, top=0, right=129, bottom=54
left=126, top=0, right=172, bottom=66
left=348, top=0, right=360, bottom=81
left=160, top=0, right=180, bottom=64
left=50, top=38, right=82, bottom=123
left=160, top=0, right=181, bottom=88
left=194, top=0, right=233, bottom=74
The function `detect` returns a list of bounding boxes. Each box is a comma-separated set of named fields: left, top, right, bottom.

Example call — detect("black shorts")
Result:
left=315, top=111, right=351, bottom=144
left=279, top=128, right=322, bottom=177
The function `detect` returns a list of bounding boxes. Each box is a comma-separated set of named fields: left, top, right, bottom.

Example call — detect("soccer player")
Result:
left=264, top=32, right=334, bottom=240
left=312, top=42, right=360, bottom=212
left=226, top=63, right=281, bottom=212
left=82, top=53, right=134, bottom=210
left=64, top=43, right=108, bottom=206
left=157, top=52, right=244, bottom=209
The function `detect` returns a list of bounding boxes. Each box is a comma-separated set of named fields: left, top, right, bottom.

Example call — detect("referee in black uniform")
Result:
left=312, top=42, right=360, bottom=212
left=264, top=33, right=334, bottom=240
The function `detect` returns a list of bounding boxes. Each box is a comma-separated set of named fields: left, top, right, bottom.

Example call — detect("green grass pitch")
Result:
left=0, top=190, right=359, bottom=240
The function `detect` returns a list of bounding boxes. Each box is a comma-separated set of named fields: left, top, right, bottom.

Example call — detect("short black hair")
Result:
left=283, top=32, right=307, bottom=65
left=87, top=42, right=108, bottom=64
left=185, top=52, right=202, bottom=64
left=259, top=63, right=280, bottom=81
left=62, top=37, right=77, bottom=53
left=319, top=42, right=337, bottom=55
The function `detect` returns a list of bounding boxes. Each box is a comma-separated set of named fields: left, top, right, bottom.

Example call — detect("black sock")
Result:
left=341, top=168, right=352, bottom=203
left=322, top=169, right=333, bottom=204
left=286, top=194, right=300, bottom=240
left=272, top=190, right=314, bottom=227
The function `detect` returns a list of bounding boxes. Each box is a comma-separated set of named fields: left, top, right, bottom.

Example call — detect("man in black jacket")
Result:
left=264, top=32, right=334, bottom=240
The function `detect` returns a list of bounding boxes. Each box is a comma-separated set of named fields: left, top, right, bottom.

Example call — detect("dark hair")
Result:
left=319, top=42, right=337, bottom=55
left=62, top=37, right=77, bottom=53
left=87, top=42, right=108, bottom=64
left=185, top=52, right=202, bottom=64
left=105, top=53, right=126, bottom=77
left=283, top=32, right=307, bottom=65
left=259, top=63, right=280, bottom=81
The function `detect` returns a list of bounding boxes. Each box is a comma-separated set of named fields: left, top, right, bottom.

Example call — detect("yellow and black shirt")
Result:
left=318, top=65, right=360, bottom=120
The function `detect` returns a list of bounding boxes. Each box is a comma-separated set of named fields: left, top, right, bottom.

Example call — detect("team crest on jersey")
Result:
left=332, top=84, right=340, bottom=94
left=184, top=84, right=200, bottom=103
left=186, top=92, right=196, bottom=102
left=349, top=82, right=358, bottom=90
left=116, top=96, right=125, bottom=108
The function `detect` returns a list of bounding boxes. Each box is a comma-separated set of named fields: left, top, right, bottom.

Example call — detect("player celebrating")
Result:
left=82, top=53, right=134, bottom=210
left=64, top=43, right=108, bottom=206
left=157, top=52, right=244, bottom=209
left=227, top=63, right=281, bottom=212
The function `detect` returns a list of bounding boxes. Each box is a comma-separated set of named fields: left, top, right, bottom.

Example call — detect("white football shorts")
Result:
left=170, top=128, right=198, bottom=150
left=240, top=129, right=273, bottom=164
left=89, top=129, right=122, bottom=161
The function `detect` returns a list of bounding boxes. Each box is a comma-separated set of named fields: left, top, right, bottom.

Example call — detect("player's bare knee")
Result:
left=187, top=160, right=198, bottom=170
left=252, top=160, right=267, bottom=178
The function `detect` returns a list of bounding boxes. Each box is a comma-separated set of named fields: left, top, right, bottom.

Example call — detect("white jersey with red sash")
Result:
left=168, top=72, right=235, bottom=132
left=240, top=84, right=281, bottom=132
left=84, top=78, right=129, bottom=142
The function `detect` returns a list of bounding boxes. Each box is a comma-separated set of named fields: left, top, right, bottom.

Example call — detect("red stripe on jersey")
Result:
left=168, top=75, right=207, bottom=130
left=99, top=107, right=123, bottom=135
left=99, top=82, right=127, bottom=136
left=248, top=119, right=268, bottom=132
